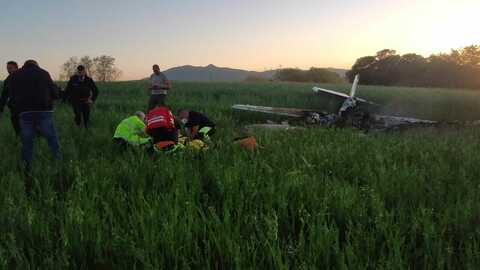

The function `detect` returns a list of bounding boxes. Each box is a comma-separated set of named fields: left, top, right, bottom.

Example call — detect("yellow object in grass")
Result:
left=178, top=135, right=209, bottom=151
left=187, top=139, right=209, bottom=151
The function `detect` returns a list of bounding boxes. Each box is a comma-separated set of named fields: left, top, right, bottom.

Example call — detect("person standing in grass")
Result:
left=0, top=61, right=20, bottom=136
left=148, top=64, right=171, bottom=110
left=9, top=60, right=61, bottom=171
left=177, top=109, right=216, bottom=140
left=65, top=65, right=99, bottom=129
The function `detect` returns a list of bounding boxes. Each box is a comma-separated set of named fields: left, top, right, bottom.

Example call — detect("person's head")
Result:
left=23, top=59, right=38, bottom=68
left=134, top=111, right=146, bottom=122
left=152, top=64, right=160, bottom=74
left=177, top=109, right=190, bottom=123
left=6, top=61, right=18, bottom=75
left=77, top=65, right=86, bottom=76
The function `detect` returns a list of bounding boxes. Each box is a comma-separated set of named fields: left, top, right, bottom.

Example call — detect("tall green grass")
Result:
left=1, top=81, right=480, bottom=269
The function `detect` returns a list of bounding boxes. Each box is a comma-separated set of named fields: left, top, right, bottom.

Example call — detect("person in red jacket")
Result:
left=145, top=105, right=179, bottom=152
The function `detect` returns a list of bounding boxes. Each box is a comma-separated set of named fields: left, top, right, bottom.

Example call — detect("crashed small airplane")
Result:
left=232, top=75, right=438, bottom=132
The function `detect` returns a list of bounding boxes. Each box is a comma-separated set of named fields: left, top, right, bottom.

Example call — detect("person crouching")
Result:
left=177, top=109, right=216, bottom=141
left=146, top=105, right=182, bottom=153
left=113, top=111, right=151, bottom=151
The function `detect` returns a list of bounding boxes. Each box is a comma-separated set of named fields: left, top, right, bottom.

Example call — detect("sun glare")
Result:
left=409, top=0, right=480, bottom=55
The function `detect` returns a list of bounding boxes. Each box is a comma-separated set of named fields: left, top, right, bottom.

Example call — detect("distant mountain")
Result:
left=163, top=64, right=274, bottom=82
left=162, top=64, right=347, bottom=82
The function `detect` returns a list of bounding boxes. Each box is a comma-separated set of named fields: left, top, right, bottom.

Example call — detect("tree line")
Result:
left=274, top=68, right=344, bottom=83
left=347, top=45, right=480, bottom=89
left=60, top=55, right=122, bottom=82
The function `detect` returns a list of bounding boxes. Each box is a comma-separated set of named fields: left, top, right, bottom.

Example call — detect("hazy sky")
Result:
left=0, top=0, right=478, bottom=80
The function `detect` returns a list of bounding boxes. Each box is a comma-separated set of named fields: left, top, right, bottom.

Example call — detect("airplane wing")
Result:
left=312, top=87, right=351, bottom=99
left=232, top=104, right=316, bottom=118
left=313, top=75, right=380, bottom=108
left=372, top=114, right=437, bottom=130
left=312, top=87, right=372, bottom=104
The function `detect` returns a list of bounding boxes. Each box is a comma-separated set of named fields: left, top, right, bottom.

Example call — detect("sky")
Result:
left=0, top=0, right=479, bottom=80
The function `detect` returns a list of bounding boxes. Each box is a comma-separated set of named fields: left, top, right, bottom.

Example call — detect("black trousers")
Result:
left=72, top=103, right=91, bottom=128
left=147, top=127, right=178, bottom=144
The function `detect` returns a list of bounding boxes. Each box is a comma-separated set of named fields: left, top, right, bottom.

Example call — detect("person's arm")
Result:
left=161, top=73, right=171, bottom=90
left=160, top=78, right=171, bottom=90
left=52, top=84, right=61, bottom=100
left=128, top=133, right=151, bottom=145
left=188, top=126, right=199, bottom=140
left=0, top=81, right=9, bottom=113
left=133, top=119, right=147, bottom=136
left=64, top=77, right=74, bottom=102
left=46, top=72, right=60, bottom=100
left=147, top=75, right=155, bottom=90
left=129, top=121, right=150, bottom=144
left=90, top=78, right=99, bottom=102
left=174, top=117, right=182, bottom=130
left=144, top=115, right=151, bottom=134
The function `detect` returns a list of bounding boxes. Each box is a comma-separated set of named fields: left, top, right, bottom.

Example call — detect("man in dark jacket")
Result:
left=0, top=61, right=20, bottom=136
left=9, top=60, right=61, bottom=171
left=65, top=65, right=99, bottom=128
left=177, top=109, right=216, bottom=140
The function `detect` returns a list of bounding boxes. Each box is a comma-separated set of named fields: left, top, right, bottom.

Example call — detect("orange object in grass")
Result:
left=236, top=136, right=258, bottom=151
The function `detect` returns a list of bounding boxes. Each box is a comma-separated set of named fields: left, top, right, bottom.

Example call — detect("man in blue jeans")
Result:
left=9, top=60, right=61, bottom=171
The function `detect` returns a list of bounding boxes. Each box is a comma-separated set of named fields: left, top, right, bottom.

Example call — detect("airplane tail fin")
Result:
left=350, top=74, right=360, bottom=98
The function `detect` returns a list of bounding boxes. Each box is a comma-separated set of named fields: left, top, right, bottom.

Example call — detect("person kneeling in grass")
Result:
left=146, top=105, right=184, bottom=154
left=113, top=111, right=151, bottom=150
left=177, top=109, right=216, bottom=141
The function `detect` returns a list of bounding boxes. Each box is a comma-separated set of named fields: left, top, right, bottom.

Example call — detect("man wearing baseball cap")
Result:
left=65, top=65, right=99, bottom=128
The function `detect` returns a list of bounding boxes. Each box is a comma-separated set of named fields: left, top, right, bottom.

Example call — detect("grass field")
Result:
left=1, top=81, right=480, bottom=269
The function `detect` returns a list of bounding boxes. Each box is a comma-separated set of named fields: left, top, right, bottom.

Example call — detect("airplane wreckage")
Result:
left=232, top=75, right=479, bottom=132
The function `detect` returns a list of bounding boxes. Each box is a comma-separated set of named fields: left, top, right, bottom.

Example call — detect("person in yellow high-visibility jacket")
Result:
left=113, top=111, right=151, bottom=149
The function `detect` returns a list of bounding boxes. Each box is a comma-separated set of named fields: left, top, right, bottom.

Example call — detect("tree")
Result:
left=93, top=55, right=122, bottom=82
left=79, top=56, right=94, bottom=77
left=376, top=49, right=397, bottom=61
left=347, top=45, right=480, bottom=89
left=449, top=49, right=463, bottom=65
left=308, top=68, right=344, bottom=84
left=458, top=45, right=480, bottom=66
left=60, top=55, right=122, bottom=82
left=59, top=57, right=79, bottom=81
left=373, top=54, right=401, bottom=86
left=274, top=68, right=308, bottom=82
left=346, top=56, right=377, bottom=83
left=424, top=54, right=460, bottom=88
left=397, top=54, right=427, bottom=86
left=274, top=68, right=343, bottom=83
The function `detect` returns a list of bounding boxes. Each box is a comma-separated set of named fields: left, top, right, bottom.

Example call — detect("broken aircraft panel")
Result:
left=232, top=75, right=446, bottom=132
left=231, top=104, right=320, bottom=118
